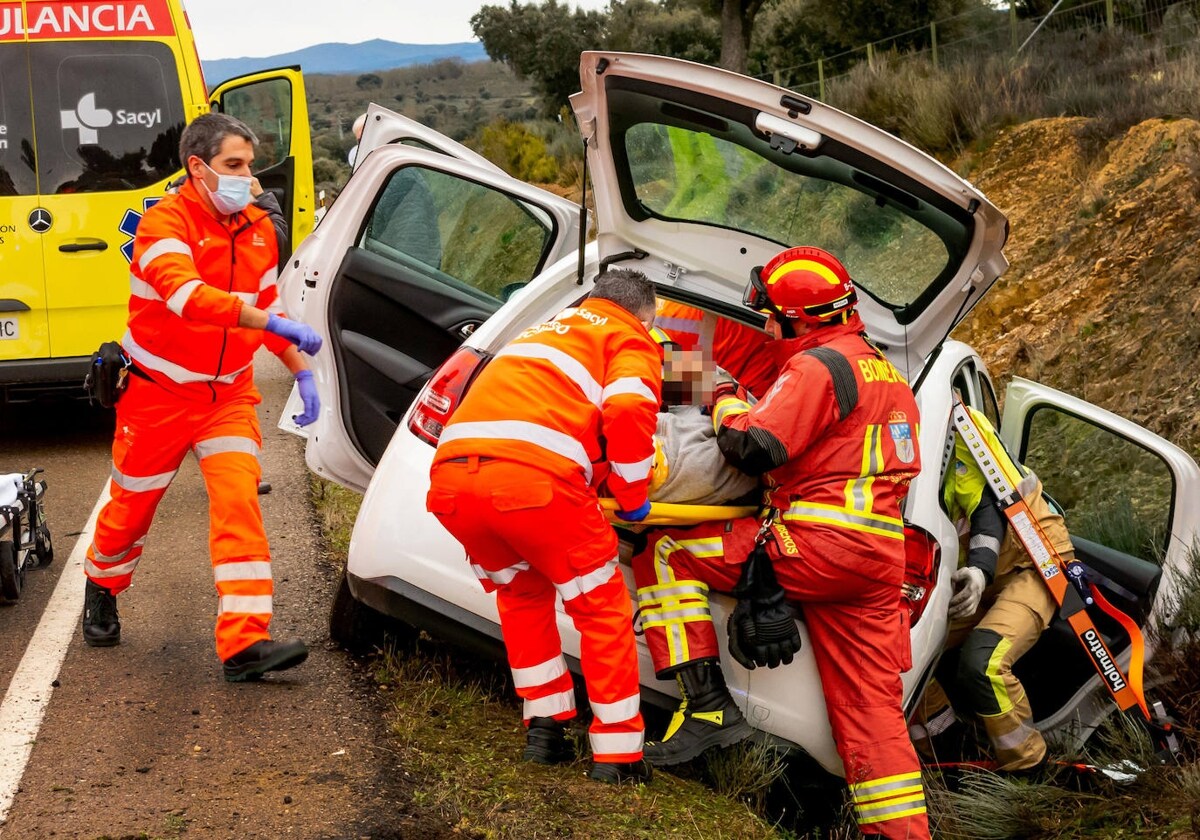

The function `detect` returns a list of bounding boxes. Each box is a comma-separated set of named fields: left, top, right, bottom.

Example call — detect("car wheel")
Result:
left=0, top=540, right=22, bottom=602
left=34, top=523, right=54, bottom=567
left=329, top=567, right=395, bottom=656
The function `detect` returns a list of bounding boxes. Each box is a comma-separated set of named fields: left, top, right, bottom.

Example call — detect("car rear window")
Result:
left=0, top=42, right=36, bottom=196
left=30, top=40, right=186, bottom=194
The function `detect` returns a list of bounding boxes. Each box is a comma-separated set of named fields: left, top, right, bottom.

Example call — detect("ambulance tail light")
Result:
left=407, top=347, right=489, bottom=447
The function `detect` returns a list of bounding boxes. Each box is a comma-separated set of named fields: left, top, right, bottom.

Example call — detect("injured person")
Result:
left=645, top=347, right=759, bottom=506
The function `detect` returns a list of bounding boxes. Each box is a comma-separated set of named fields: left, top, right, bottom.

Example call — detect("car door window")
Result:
left=1022, top=406, right=1173, bottom=563
left=29, top=40, right=186, bottom=194
left=360, top=164, right=556, bottom=299
left=0, top=42, right=36, bottom=196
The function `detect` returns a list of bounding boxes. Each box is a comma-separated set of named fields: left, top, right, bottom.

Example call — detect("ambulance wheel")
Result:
left=34, top=524, right=54, bottom=567
left=0, top=540, right=21, bottom=602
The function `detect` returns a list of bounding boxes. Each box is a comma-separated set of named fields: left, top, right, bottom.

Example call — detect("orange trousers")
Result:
left=427, top=457, right=645, bottom=763
left=85, top=374, right=272, bottom=662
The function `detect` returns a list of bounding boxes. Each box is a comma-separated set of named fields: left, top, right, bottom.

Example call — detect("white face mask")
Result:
left=200, top=161, right=253, bottom=214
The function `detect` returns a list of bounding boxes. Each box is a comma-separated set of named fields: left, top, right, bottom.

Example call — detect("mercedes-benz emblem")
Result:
left=29, top=208, right=53, bottom=234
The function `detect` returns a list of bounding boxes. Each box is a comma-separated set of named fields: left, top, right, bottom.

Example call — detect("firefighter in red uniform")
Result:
left=632, top=247, right=930, bottom=838
left=81, top=113, right=323, bottom=683
left=427, top=269, right=661, bottom=784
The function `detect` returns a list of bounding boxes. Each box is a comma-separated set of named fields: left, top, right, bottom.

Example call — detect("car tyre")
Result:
left=329, top=567, right=396, bottom=656
left=0, top=540, right=22, bottom=602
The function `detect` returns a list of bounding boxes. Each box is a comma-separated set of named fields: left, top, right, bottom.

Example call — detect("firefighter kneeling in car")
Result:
left=910, top=404, right=1069, bottom=773
left=631, top=246, right=930, bottom=839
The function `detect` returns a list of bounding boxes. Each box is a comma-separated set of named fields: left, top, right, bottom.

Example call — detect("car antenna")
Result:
left=910, top=286, right=976, bottom=396
left=576, top=133, right=591, bottom=286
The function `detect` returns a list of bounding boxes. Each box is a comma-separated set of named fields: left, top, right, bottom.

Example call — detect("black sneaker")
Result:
left=522, top=716, right=574, bottom=765
left=82, top=579, right=120, bottom=647
left=588, top=758, right=653, bottom=784
left=222, top=639, right=308, bottom=682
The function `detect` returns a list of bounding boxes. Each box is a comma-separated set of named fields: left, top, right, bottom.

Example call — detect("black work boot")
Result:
left=522, top=716, right=575, bottom=765
left=222, top=639, right=308, bottom=682
left=643, top=659, right=753, bottom=766
left=82, top=578, right=121, bottom=647
left=589, top=757, right=653, bottom=784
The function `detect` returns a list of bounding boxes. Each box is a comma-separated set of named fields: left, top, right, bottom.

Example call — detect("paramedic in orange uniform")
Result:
left=632, top=247, right=930, bottom=839
left=81, top=114, right=323, bottom=683
left=427, top=268, right=661, bottom=784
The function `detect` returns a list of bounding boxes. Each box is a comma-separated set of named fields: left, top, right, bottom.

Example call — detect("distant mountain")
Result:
left=203, top=38, right=489, bottom=84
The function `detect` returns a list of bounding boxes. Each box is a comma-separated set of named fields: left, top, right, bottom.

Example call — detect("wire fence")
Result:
left=754, top=0, right=1200, bottom=100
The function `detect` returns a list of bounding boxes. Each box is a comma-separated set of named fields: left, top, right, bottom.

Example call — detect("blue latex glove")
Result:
left=265, top=313, right=323, bottom=355
left=615, top=499, right=652, bottom=522
left=294, top=369, right=320, bottom=427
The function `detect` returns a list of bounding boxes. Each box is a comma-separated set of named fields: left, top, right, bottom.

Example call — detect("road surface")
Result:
left=0, top=353, right=451, bottom=839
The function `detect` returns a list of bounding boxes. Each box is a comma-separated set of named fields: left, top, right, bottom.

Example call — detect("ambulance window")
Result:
left=219, top=78, right=292, bottom=171
left=30, top=41, right=186, bottom=194
left=0, top=44, right=36, bottom=196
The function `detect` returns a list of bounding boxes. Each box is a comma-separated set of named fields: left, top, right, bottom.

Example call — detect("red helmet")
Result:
left=744, top=246, right=857, bottom=325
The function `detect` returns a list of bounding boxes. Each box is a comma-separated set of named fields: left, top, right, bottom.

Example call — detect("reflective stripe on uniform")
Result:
left=712, top=397, right=750, bottom=427
left=496, top=343, right=603, bottom=406
left=258, top=267, right=277, bottom=291
left=111, top=465, right=176, bottom=493
left=524, top=690, right=575, bottom=719
left=218, top=594, right=273, bottom=615
left=989, top=718, right=1039, bottom=751
left=850, top=771, right=927, bottom=825
left=472, top=560, right=530, bottom=587
left=512, top=655, right=567, bottom=689
left=85, top=538, right=145, bottom=578
left=438, top=420, right=593, bottom=482
left=969, top=533, right=1002, bottom=555
left=601, top=376, right=656, bottom=405
left=555, top=558, right=618, bottom=602
left=592, top=692, right=641, bottom=724
left=783, top=500, right=904, bottom=538
left=123, top=329, right=251, bottom=385
left=985, top=636, right=1016, bottom=714
left=129, top=274, right=162, bottom=302
left=138, top=237, right=192, bottom=271
left=213, top=560, right=273, bottom=583
left=589, top=729, right=644, bottom=757
left=194, top=436, right=260, bottom=460
left=165, top=279, right=203, bottom=316
left=611, top=452, right=655, bottom=482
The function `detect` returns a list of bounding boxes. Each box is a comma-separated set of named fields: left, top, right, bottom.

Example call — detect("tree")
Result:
left=607, top=0, right=721, bottom=65
left=679, top=0, right=768, bottom=73
left=472, top=1, right=607, bottom=114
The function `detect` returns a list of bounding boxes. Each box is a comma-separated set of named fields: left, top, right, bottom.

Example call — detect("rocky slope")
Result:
left=955, top=117, right=1200, bottom=463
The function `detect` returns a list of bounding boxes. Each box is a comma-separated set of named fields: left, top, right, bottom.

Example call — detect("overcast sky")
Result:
left=186, top=0, right=610, bottom=60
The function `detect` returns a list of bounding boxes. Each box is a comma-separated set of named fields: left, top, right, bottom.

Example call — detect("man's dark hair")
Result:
left=179, top=113, right=258, bottom=168
left=588, top=268, right=655, bottom=321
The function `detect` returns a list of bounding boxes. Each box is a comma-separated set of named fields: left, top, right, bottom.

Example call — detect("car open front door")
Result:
left=285, top=145, right=582, bottom=492
left=210, top=67, right=315, bottom=257
left=999, top=376, right=1200, bottom=737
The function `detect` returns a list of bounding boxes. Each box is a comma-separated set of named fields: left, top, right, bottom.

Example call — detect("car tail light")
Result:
left=407, top=347, right=488, bottom=446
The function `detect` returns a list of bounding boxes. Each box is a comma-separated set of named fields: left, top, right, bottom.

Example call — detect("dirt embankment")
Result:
left=955, top=116, right=1200, bottom=461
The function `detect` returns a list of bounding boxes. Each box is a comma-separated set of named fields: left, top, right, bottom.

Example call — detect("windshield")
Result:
left=610, top=81, right=973, bottom=315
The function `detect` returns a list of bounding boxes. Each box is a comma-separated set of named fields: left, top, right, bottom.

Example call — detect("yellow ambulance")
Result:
left=0, top=0, right=314, bottom=401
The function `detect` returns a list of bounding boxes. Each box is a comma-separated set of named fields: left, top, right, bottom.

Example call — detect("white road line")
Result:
left=0, top=483, right=109, bottom=830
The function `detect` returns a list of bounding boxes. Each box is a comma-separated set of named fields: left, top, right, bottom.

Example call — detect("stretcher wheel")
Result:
left=34, top=523, right=54, bottom=567
left=0, top=540, right=21, bottom=602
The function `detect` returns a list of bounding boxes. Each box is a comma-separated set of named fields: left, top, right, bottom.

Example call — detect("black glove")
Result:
left=727, top=543, right=801, bottom=670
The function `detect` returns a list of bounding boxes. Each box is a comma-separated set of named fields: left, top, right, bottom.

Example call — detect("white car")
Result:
left=279, top=52, right=1200, bottom=777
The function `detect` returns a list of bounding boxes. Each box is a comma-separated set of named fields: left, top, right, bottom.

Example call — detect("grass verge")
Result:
left=313, top=478, right=782, bottom=839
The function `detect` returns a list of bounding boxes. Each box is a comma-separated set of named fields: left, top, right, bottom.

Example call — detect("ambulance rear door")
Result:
left=211, top=67, right=315, bottom=259
left=0, top=25, right=46, bottom=370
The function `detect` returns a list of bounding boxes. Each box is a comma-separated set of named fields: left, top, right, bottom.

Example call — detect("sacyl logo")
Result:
left=61, top=92, right=113, bottom=145
left=61, top=93, right=162, bottom=145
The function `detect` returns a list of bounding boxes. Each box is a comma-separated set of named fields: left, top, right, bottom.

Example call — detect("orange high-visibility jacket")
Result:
left=713, top=314, right=921, bottom=567
left=125, top=178, right=290, bottom=399
left=434, top=298, right=662, bottom=511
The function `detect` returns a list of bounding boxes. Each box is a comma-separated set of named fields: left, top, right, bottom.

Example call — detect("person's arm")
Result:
left=601, top=333, right=663, bottom=513
left=965, top=484, right=1003, bottom=585
left=251, top=178, right=290, bottom=263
